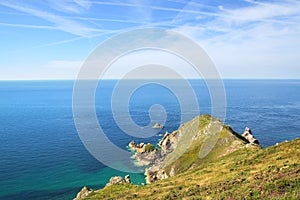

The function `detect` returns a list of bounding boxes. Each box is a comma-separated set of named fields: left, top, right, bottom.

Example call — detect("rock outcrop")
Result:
left=145, top=166, right=168, bottom=183
left=125, top=175, right=131, bottom=183
left=158, top=130, right=181, bottom=152
left=128, top=141, right=160, bottom=166
left=242, top=127, right=260, bottom=146
left=74, top=186, right=93, bottom=200
left=106, top=175, right=131, bottom=187
left=128, top=141, right=146, bottom=153
left=139, top=130, right=180, bottom=183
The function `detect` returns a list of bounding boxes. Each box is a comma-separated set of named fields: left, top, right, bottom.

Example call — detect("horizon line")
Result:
left=0, top=78, right=300, bottom=81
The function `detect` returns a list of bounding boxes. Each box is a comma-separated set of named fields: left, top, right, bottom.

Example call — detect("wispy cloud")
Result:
left=171, top=0, right=300, bottom=78
left=0, top=0, right=224, bottom=44
left=66, top=16, right=145, bottom=24
left=220, top=0, right=300, bottom=24
left=44, top=0, right=91, bottom=14
left=90, top=0, right=223, bottom=17
left=74, top=0, right=92, bottom=9
left=174, top=0, right=300, bottom=38
left=0, top=1, right=97, bottom=37
left=0, top=22, right=60, bottom=30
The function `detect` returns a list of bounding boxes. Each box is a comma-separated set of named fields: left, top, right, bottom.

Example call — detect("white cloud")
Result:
left=0, top=1, right=102, bottom=37
left=0, top=22, right=59, bottom=30
left=45, top=0, right=91, bottom=14
left=221, top=0, right=300, bottom=24
left=171, top=0, right=300, bottom=78
left=74, top=0, right=92, bottom=9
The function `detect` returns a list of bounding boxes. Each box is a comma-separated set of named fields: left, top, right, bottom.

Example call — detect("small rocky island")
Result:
left=152, top=123, right=164, bottom=129
left=74, top=114, right=300, bottom=199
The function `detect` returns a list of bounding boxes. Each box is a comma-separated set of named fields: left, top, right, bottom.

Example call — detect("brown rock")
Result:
left=242, top=127, right=260, bottom=145
left=74, top=186, right=92, bottom=200
left=106, top=176, right=126, bottom=186
left=153, top=123, right=164, bottom=129
left=125, top=174, right=131, bottom=183
left=145, top=166, right=168, bottom=184
left=106, top=175, right=131, bottom=187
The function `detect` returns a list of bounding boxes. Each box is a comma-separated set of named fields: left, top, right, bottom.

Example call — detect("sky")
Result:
left=0, top=0, right=299, bottom=80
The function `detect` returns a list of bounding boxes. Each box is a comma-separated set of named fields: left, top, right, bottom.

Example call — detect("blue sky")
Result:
left=0, top=0, right=299, bottom=80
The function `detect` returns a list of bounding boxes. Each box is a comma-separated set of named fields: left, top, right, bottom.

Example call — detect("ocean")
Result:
left=0, top=79, right=299, bottom=199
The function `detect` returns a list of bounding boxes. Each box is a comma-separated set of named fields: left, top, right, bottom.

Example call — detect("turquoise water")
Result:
left=1, top=80, right=300, bottom=199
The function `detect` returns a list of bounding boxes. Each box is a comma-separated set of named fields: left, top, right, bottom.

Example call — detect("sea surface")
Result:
left=0, top=79, right=300, bottom=200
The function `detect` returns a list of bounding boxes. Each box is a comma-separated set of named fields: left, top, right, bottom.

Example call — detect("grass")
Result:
left=144, top=144, right=156, bottom=152
left=163, top=116, right=247, bottom=175
left=83, top=138, right=300, bottom=200
left=162, top=115, right=217, bottom=173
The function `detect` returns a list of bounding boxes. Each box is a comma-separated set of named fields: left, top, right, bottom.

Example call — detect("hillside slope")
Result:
left=84, top=138, right=300, bottom=199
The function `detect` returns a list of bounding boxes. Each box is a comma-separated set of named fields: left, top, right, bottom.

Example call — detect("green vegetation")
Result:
left=163, top=115, right=247, bottom=175
left=161, top=114, right=217, bottom=173
left=84, top=138, right=300, bottom=200
left=144, top=144, right=156, bottom=152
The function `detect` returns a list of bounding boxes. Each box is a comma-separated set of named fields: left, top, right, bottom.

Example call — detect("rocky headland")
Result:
left=129, top=114, right=261, bottom=184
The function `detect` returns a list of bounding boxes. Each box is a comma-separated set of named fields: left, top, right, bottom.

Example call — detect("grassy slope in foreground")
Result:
left=85, top=137, right=300, bottom=199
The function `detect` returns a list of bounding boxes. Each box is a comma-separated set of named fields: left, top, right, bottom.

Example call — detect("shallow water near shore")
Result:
left=1, top=79, right=300, bottom=199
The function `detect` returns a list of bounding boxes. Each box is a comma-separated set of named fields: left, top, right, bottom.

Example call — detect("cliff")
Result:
left=75, top=114, right=300, bottom=199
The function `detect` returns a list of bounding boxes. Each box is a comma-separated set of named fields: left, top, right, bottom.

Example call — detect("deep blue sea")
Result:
left=0, top=79, right=300, bottom=200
